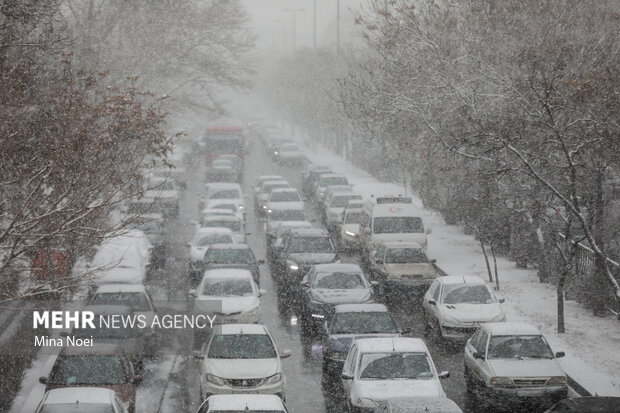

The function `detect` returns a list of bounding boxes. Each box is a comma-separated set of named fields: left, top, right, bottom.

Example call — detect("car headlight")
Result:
left=345, top=231, right=357, bottom=237
left=267, top=209, right=272, bottom=213
left=547, top=376, right=567, bottom=386
left=287, top=261, right=299, bottom=271
left=238, top=206, right=244, bottom=210
left=262, top=205, right=267, bottom=209
left=265, top=373, right=282, bottom=385
left=490, top=376, right=513, bottom=387
left=206, top=374, right=226, bottom=386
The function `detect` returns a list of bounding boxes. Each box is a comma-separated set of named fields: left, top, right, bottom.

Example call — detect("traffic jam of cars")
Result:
left=26, top=120, right=615, bottom=413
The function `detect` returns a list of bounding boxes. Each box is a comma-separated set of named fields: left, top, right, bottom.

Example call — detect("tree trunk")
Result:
left=491, top=242, right=499, bottom=290
left=557, top=264, right=568, bottom=333
left=591, top=170, right=608, bottom=317
left=480, top=238, right=493, bottom=283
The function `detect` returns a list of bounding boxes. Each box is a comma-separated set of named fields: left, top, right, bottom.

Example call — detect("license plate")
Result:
left=517, top=390, right=544, bottom=397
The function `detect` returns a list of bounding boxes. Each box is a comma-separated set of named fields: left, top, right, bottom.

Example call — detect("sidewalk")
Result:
left=298, top=136, right=620, bottom=397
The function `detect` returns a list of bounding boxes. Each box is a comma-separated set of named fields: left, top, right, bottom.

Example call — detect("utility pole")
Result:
left=283, top=8, right=306, bottom=51
left=336, top=0, right=340, bottom=54
left=313, top=0, right=317, bottom=49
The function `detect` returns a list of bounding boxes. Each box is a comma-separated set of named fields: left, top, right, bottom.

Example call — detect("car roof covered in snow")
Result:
left=82, top=304, right=132, bottom=315
left=482, top=322, right=542, bottom=336
left=195, top=227, right=234, bottom=235
left=383, top=397, right=463, bottom=412
left=43, top=387, right=117, bottom=405
left=60, top=342, right=125, bottom=356
left=256, top=175, right=283, bottom=182
left=314, top=263, right=362, bottom=273
left=353, top=337, right=430, bottom=354
left=205, top=182, right=242, bottom=190
left=267, top=202, right=305, bottom=211
left=204, top=216, right=241, bottom=223
left=271, top=187, right=299, bottom=193
left=438, top=275, right=486, bottom=285
left=93, top=284, right=147, bottom=294
left=381, top=241, right=425, bottom=249
left=319, top=173, right=347, bottom=179
left=213, top=324, right=269, bottom=336
left=334, top=303, right=389, bottom=313
left=203, top=268, right=253, bottom=279
left=205, top=394, right=285, bottom=410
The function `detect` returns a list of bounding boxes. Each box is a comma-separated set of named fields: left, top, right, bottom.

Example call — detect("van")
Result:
left=359, top=196, right=431, bottom=257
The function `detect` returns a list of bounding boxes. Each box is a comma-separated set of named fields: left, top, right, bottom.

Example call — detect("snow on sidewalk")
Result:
left=299, top=138, right=620, bottom=397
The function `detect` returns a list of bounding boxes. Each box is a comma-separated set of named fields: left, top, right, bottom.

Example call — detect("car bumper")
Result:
left=440, top=325, right=479, bottom=340
left=204, top=381, right=284, bottom=398
left=481, top=385, right=567, bottom=410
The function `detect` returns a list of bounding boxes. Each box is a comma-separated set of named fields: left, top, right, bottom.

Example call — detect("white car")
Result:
left=274, top=143, right=304, bottom=165
left=464, top=322, right=568, bottom=410
left=191, top=268, right=265, bottom=325
left=315, top=174, right=349, bottom=202
left=324, top=192, right=362, bottom=229
left=201, top=216, right=247, bottom=243
left=341, top=337, right=450, bottom=412
left=201, top=183, right=245, bottom=217
left=203, top=200, right=245, bottom=222
left=256, top=180, right=291, bottom=212
left=113, top=229, right=153, bottom=267
left=195, top=324, right=291, bottom=400
left=144, top=176, right=180, bottom=217
left=35, top=387, right=128, bottom=413
left=254, top=175, right=284, bottom=194
left=197, top=394, right=289, bottom=413
left=265, top=203, right=307, bottom=243
left=373, top=397, right=463, bottom=413
left=340, top=207, right=363, bottom=250
left=91, top=242, right=147, bottom=285
left=267, top=188, right=303, bottom=209
left=88, top=283, right=156, bottom=325
left=199, top=208, right=237, bottom=224
left=187, top=227, right=235, bottom=278
left=423, top=275, right=506, bottom=340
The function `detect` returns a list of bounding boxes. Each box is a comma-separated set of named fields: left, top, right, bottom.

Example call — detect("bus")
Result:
left=203, top=121, right=245, bottom=166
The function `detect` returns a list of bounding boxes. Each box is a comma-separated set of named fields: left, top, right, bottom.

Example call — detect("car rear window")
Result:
left=49, top=356, right=127, bottom=385
left=208, top=334, right=277, bottom=359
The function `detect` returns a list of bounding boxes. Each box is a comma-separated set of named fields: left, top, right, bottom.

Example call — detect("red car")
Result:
left=39, top=343, right=140, bottom=413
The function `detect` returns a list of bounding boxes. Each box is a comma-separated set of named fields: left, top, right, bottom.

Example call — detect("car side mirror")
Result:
left=259, top=289, right=267, bottom=296
left=473, top=351, right=484, bottom=360
left=341, top=373, right=353, bottom=380
left=499, top=298, right=505, bottom=303
left=426, top=227, right=432, bottom=234
left=39, top=376, right=48, bottom=385
left=280, top=349, right=292, bottom=359
left=300, top=281, right=309, bottom=288
left=438, top=371, right=450, bottom=379
left=428, top=300, right=436, bottom=306
left=555, top=351, right=565, bottom=358
left=193, top=350, right=205, bottom=359
left=399, top=327, right=412, bottom=335
left=257, top=259, right=265, bottom=265
left=430, top=259, right=437, bottom=264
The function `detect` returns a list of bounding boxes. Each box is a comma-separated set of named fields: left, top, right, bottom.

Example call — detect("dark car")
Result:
left=203, top=243, right=264, bottom=286
left=297, top=263, right=375, bottom=338
left=302, top=166, right=333, bottom=198
left=40, top=343, right=140, bottom=413
left=544, top=397, right=620, bottom=412
left=270, top=228, right=337, bottom=286
left=321, top=303, right=401, bottom=386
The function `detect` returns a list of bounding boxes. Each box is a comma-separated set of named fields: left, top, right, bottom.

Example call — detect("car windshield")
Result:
left=331, top=195, right=362, bottom=208
left=270, top=209, right=306, bottom=221
left=320, top=177, right=348, bottom=187
left=197, top=234, right=234, bottom=246
left=442, top=285, right=495, bottom=304
left=288, top=236, right=334, bottom=253
left=209, top=190, right=240, bottom=199
left=130, top=220, right=161, bottom=234
left=488, top=335, right=554, bottom=359
left=202, top=278, right=254, bottom=297
left=384, top=248, right=428, bottom=264
left=263, top=183, right=289, bottom=194
left=270, top=191, right=301, bottom=202
left=344, top=212, right=361, bottom=224
left=331, top=312, right=398, bottom=334
left=204, top=220, right=241, bottom=232
left=205, top=248, right=255, bottom=265
left=313, top=272, right=365, bottom=289
left=49, top=356, right=127, bottom=385
left=212, top=160, right=232, bottom=168
left=210, top=203, right=237, bottom=212
left=40, top=405, right=114, bottom=413
left=208, top=334, right=277, bottom=359
left=90, top=292, right=151, bottom=311
left=73, top=322, right=139, bottom=339
left=359, top=352, right=433, bottom=379
left=373, top=217, right=424, bottom=234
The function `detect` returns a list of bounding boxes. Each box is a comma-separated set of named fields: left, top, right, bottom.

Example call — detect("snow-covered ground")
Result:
left=296, top=131, right=620, bottom=397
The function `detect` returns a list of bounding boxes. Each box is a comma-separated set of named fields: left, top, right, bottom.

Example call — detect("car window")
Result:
left=442, top=285, right=494, bottom=304
left=331, top=312, right=398, bottom=334
left=209, top=190, right=240, bottom=199
left=373, top=217, right=424, bottom=234
left=313, top=272, right=365, bottom=289
left=201, top=278, right=254, bottom=297
left=474, top=330, right=489, bottom=356
left=344, top=346, right=358, bottom=374
left=344, top=211, right=361, bottom=224
left=432, top=283, right=441, bottom=302
left=204, top=220, right=241, bottom=232
left=197, top=234, right=234, bottom=246
left=208, top=334, right=277, bottom=359
left=384, top=248, right=428, bottom=264
left=359, top=352, right=433, bottom=379
left=40, top=405, right=115, bottom=413
left=269, top=209, right=306, bottom=221
left=90, top=292, right=151, bottom=312
left=488, top=335, right=554, bottom=359
left=288, top=236, right=334, bottom=253
left=204, top=248, right=255, bottom=264
left=271, top=191, right=300, bottom=202
left=49, top=356, right=127, bottom=385
left=331, top=195, right=362, bottom=207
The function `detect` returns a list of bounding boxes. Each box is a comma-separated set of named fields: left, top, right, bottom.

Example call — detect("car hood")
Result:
left=385, top=263, right=437, bottom=277
left=288, top=253, right=336, bottom=264
left=488, top=359, right=564, bottom=378
left=196, top=295, right=259, bottom=314
left=206, top=358, right=279, bottom=379
left=439, top=303, right=504, bottom=323
left=96, top=268, right=145, bottom=285
left=353, top=378, right=445, bottom=400
left=311, top=288, right=372, bottom=304
left=372, top=233, right=427, bottom=245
